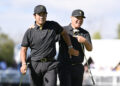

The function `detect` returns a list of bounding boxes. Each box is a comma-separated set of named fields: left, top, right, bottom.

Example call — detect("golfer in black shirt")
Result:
left=20, top=5, right=79, bottom=86
left=58, top=9, right=92, bottom=86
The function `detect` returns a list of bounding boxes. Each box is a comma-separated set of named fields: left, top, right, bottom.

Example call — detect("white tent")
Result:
left=85, top=39, right=120, bottom=70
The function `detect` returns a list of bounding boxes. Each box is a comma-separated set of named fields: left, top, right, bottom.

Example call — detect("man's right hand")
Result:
left=68, top=48, right=79, bottom=58
left=29, top=24, right=35, bottom=29
left=20, top=64, right=27, bottom=75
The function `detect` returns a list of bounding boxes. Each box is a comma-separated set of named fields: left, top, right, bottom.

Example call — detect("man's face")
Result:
left=34, top=12, right=47, bottom=26
left=71, top=16, right=84, bottom=29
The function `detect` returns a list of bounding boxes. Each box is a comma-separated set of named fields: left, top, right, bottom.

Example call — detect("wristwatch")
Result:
left=68, top=45, right=73, bottom=49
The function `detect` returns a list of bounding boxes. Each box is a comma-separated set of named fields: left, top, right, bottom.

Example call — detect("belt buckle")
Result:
left=41, top=58, right=47, bottom=62
left=72, top=63, right=80, bottom=66
left=72, top=64, right=75, bottom=66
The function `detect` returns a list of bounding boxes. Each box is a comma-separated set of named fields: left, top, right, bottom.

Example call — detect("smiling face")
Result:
left=71, top=16, right=84, bottom=29
left=34, top=12, right=47, bottom=26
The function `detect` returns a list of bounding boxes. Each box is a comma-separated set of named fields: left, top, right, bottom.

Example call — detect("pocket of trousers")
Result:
left=47, top=61, right=59, bottom=71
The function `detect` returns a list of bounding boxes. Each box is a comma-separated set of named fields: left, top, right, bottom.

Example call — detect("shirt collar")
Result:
left=34, top=22, right=40, bottom=30
left=34, top=21, right=46, bottom=30
left=68, top=23, right=81, bottom=31
left=68, top=23, right=73, bottom=31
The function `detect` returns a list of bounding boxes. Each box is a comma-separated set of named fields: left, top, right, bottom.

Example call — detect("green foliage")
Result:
left=0, top=33, right=15, bottom=67
left=92, top=31, right=101, bottom=39
left=117, top=24, right=120, bottom=39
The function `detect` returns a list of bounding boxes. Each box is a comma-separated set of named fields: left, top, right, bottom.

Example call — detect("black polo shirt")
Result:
left=21, top=21, right=63, bottom=61
left=58, top=24, right=92, bottom=64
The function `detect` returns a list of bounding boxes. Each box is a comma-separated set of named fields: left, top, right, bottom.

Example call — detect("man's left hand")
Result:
left=68, top=48, right=79, bottom=58
left=76, top=36, right=86, bottom=43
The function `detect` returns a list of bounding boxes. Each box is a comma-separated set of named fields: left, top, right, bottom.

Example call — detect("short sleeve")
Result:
left=52, top=21, right=63, bottom=34
left=85, top=33, right=92, bottom=44
left=21, top=29, right=31, bottom=47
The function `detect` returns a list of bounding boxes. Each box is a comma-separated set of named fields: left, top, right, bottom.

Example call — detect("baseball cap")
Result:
left=72, top=9, right=85, bottom=18
left=34, top=5, right=47, bottom=14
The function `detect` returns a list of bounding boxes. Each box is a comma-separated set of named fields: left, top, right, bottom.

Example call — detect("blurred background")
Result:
left=0, top=0, right=120, bottom=86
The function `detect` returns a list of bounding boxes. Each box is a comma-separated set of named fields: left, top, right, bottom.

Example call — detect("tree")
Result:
left=92, top=31, right=102, bottom=39
left=117, top=24, right=120, bottom=39
left=0, top=32, right=15, bottom=67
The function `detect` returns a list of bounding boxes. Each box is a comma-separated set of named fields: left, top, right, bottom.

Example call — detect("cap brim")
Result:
left=73, top=15, right=86, bottom=18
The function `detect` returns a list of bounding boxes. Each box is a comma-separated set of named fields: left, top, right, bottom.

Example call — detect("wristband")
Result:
left=22, top=63, right=27, bottom=66
left=68, top=45, right=73, bottom=49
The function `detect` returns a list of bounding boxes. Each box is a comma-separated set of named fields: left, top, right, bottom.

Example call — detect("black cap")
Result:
left=72, top=9, right=85, bottom=18
left=34, top=5, right=47, bottom=14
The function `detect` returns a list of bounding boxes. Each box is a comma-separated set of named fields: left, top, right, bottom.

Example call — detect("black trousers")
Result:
left=29, top=60, right=58, bottom=86
left=58, top=63, right=84, bottom=86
